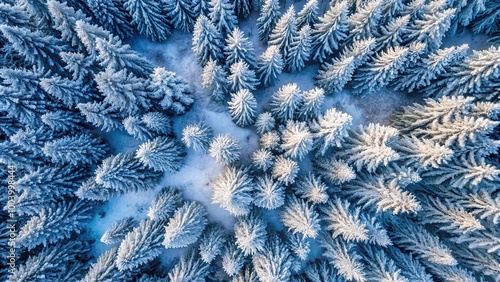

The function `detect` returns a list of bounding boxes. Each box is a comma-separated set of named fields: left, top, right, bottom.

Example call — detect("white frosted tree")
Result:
left=393, top=135, right=454, bottom=169
left=100, top=217, right=136, bottom=244
left=125, top=0, right=170, bottom=41
left=310, top=1, right=349, bottom=62
left=360, top=245, right=409, bottom=282
left=320, top=197, right=368, bottom=243
left=168, top=249, right=210, bottom=282
left=95, top=37, right=154, bottom=76
left=212, top=166, right=254, bottom=216
left=260, top=131, right=281, bottom=151
left=199, top=224, right=227, bottom=263
left=280, top=120, right=313, bottom=160
left=234, top=0, right=251, bottom=18
left=147, top=187, right=183, bottom=221
left=209, top=0, right=238, bottom=34
left=285, top=25, right=311, bottom=73
left=165, top=0, right=199, bottom=32
left=297, top=87, right=324, bottom=121
left=149, top=67, right=194, bottom=115
left=310, top=108, right=352, bottom=155
left=202, top=59, right=229, bottom=100
left=272, top=156, right=299, bottom=185
left=182, top=122, right=213, bottom=152
left=228, top=89, right=257, bottom=127
left=281, top=196, right=321, bottom=239
left=257, top=0, right=281, bottom=42
left=252, top=235, right=293, bottom=282
left=123, top=112, right=172, bottom=141
left=82, top=247, right=126, bottom=282
left=256, top=45, right=284, bottom=87
left=268, top=6, right=297, bottom=58
left=314, top=157, right=356, bottom=184
left=228, top=61, right=259, bottom=92
left=86, top=0, right=133, bottom=38
left=42, top=134, right=108, bottom=165
left=209, top=134, right=241, bottom=165
left=251, top=149, right=274, bottom=171
left=405, top=8, right=456, bottom=51
left=234, top=209, right=267, bottom=255
left=192, top=15, right=224, bottom=66
left=163, top=201, right=208, bottom=248
left=294, top=173, right=329, bottom=204
left=269, top=83, right=303, bottom=122
left=253, top=175, right=285, bottom=209
left=374, top=15, right=410, bottom=52
left=297, top=0, right=319, bottom=28
left=254, top=112, right=276, bottom=135
left=47, top=0, right=88, bottom=48
left=135, top=136, right=186, bottom=172
left=225, top=27, right=256, bottom=67
left=348, top=0, right=383, bottom=40
left=77, top=101, right=123, bottom=132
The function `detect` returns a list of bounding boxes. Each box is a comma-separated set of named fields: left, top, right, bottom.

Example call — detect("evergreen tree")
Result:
left=296, top=87, right=324, bottom=120
left=254, top=112, right=276, bottom=135
left=310, top=108, right=352, bottom=155
left=165, top=0, right=198, bottom=32
left=182, top=122, right=214, bottom=152
left=135, top=136, right=186, bottom=172
left=75, top=19, right=111, bottom=59
left=305, top=261, right=342, bottom=282
left=86, top=0, right=134, bottom=38
left=100, top=217, right=137, bottom=244
left=0, top=2, right=32, bottom=27
left=256, top=45, right=284, bottom=87
left=199, top=224, right=227, bottom=263
left=285, top=25, right=311, bottom=73
left=75, top=178, right=116, bottom=201
left=211, top=166, right=254, bottom=216
left=82, top=247, right=126, bottom=282
left=252, top=235, right=293, bottom=282
left=209, top=0, right=238, bottom=34
left=125, top=0, right=171, bottom=41
left=310, top=1, right=349, bottom=62
left=123, top=112, right=172, bottom=141
left=149, top=67, right=194, bottom=114
left=47, top=0, right=88, bottom=48
left=225, top=27, right=256, bottom=67
left=168, top=248, right=210, bottom=282
left=163, top=201, right=208, bottom=248
left=116, top=219, right=165, bottom=270
left=320, top=197, right=369, bottom=242
left=280, top=121, right=313, bottom=160
left=269, top=6, right=298, bottom=59
left=0, top=25, right=64, bottom=70
left=253, top=175, right=285, bottom=209
left=228, top=61, right=259, bottom=92
left=392, top=135, right=454, bottom=169
left=374, top=15, right=410, bottom=52
left=222, top=237, right=246, bottom=276
left=386, top=247, right=433, bottom=282
left=405, top=8, right=456, bottom=51
left=251, top=149, right=274, bottom=171
left=228, top=89, right=257, bottom=127
left=269, top=83, right=303, bottom=122
left=287, top=232, right=310, bottom=261
left=257, top=0, right=281, bottom=42
left=10, top=126, right=58, bottom=156
left=17, top=0, right=53, bottom=27
left=60, top=51, right=94, bottom=81
left=17, top=200, right=92, bottom=249
left=281, top=196, right=320, bottom=239
left=314, top=156, right=356, bottom=184
left=260, top=131, right=281, bottom=151
left=209, top=134, right=241, bottom=165
left=201, top=59, right=229, bottom=100
left=234, top=0, right=251, bottom=19
left=360, top=245, right=409, bottom=282
left=42, top=134, right=108, bottom=165
left=40, top=75, right=96, bottom=107
left=234, top=209, right=267, bottom=255
left=192, top=15, right=224, bottom=65
left=297, top=0, right=319, bottom=28
left=348, top=0, right=383, bottom=40
left=147, top=187, right=183, bottom=221
left=272, top=156, right=299, bottom=185
left=232, top=266, right=259, bottom=282
left=94, top=152, right=163, bottom=196
left=294, top=173, right=329, bottom=204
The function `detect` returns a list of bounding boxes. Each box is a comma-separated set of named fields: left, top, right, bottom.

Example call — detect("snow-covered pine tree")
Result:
left=272, top=156, right=299, bottom=185
left=94, top=152, right=163, bottom=196
left=0, top=2, right=31, bottom=28
left=42, top=134, right=108, bottom=165
left=281, top=196, right=321, bottom=239
left=75, top=19, right=110, bottom=59
left=40, top=75, right=97, bottom=107
left=260, top=131, right=281, bottom=151
left=304, top=261, right=342, bottom=282
left=256, top=45, right=284, bottom=87
left=202, top=59, right=229, bottom=100
left=393, top=44, right=469, bottom=92
left=310, top=108, right=352, bottom=155
left=192, top=15, right=224, bottom=66
left=0, top=25, right=64, bottom=71
left=16, top=200, right=92, bottom=249
left=254, top=112, right=276, bottom=135
left=86, top=0, right=134, bottom=38
left=251, top=148, right=274, bottom=171
left=182, top=122, right=213, bottom=152
left=100, top=217, right=137, bottom=244
left=404, top=7, right=456, bottom=51
left=234, top=209, right=267, bottom=255
left=337, top=123, right=400, bottom=172
left=348, top=0, right=383, bottom=41
left=165, top=0, right=198, bottom=32
left=268, top=6, right=297, bottom=59
left=374, top=15, right=410, bottom=52
left=253, top=174, right=285, bottom=209
left=252, top=234, right=293, bottom=282
left=392, top=135, right=454, bottom=169
left=47, top=0, right=89, bottom=48
left=123, top=112, right=172, bottom=141
left=199, top=224, right=227, bottom=263
left=228, top=89, right=257, bottom=127
left=222, top=236, right=246, bottom=277
left=232, top=266, right=259, bottom=282
left=297, top=0, right=319, bottom=28
left=147, top=187, right=183, bottom=221
left=233, top=0, right=251, bottom=19
left=360, top=245, right=409, bottom=282
left=82, top=247, right=126, bottom=282
left=225, top=27, right=256, bottom=67
left=285, top=25, right=311, bottom=73
left=116, top=219, right=165, bottom=270
left=209, top=0, right=238, bottom=34
left=280, top=120, right=313, bottom=160
left=10, top=126, right=59, bottom=157
left=293, top=173, right=329, bottom=204
left=320, top=197, right=369, bottom=243
left=386, top=247, right=433, bottom=282
left=60, top=51, right=94, bottom=81
left=310, top=1, right=349, bottom=62
left=269, top=83, right=303, bottom=122
left=95, top=68, right=151, bottom=115
left=163, top=201, right=208, bottom=248
left=135, top=136, right=185, bottom=172
left=149, top=67, right=194, bottom=115
left=125, top=0, right=170, bottom=41
left=228, top=61, right=259, bottom=92
left=168, top=248, right=210, bottom=282
left=212, top=165, right=254, bottom=216
left=257, top=0, right=281, bottom=43
left=209, top=134, right=241, bottom=165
